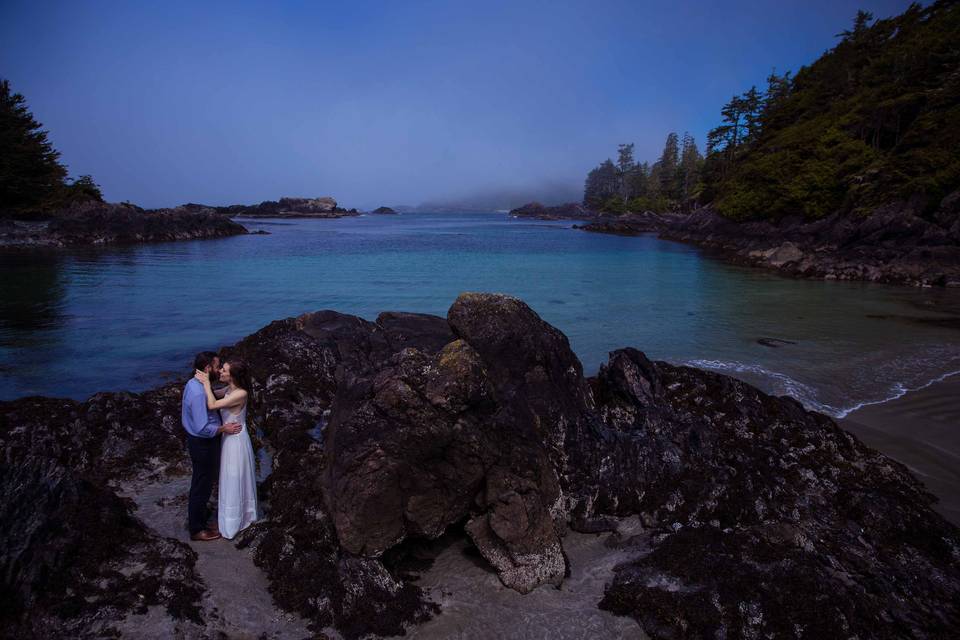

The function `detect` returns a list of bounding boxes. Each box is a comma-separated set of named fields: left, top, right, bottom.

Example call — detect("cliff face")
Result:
left=2, top=294, right=958, bottom=638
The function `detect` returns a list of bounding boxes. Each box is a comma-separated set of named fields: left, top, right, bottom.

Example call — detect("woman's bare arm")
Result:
left=195, top=371, right=246, bottom=410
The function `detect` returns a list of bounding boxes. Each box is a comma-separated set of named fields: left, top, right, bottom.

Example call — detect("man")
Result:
left=181, top=351, right=242, bottom=541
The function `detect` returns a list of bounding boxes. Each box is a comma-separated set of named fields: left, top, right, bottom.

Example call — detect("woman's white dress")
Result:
left=218, top=391, right=258, bottom=539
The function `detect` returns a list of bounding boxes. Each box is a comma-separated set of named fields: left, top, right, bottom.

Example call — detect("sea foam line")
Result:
left=682, top=359, right=960, bottom=419
left=832, top=369, right=960, bottom=419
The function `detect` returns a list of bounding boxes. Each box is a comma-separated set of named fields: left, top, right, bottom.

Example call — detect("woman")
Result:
left=195, top=359, right=258, bottom=539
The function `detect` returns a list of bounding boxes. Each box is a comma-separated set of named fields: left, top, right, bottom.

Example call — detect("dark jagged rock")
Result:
left=371, top=206, right=398, bottom=215
left=0, top=456, right=205, bottom=638
left=509, top=202, right=596, bottom=220
left=591, top=348, right=960, bottom=638
left=2, top=293, right=959, bottom=639
left=575, top=210, right=679, bottom=236
left=0, top=385, right=188, bottom=482
left=757, top=337, right=796, bottom=347
left=578, top=193, right=960, bottom=286
left=0, top=201, right=249, bottom=249
left=376, top=311, right=455, bottom=355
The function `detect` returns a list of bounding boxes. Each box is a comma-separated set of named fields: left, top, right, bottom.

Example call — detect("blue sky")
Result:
left=1, top=0, right=915, bottom=209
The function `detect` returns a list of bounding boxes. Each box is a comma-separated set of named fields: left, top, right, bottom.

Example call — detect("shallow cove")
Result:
left=2, top=211, right=959, bottom=419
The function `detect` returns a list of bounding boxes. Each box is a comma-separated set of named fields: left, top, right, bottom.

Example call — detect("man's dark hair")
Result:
left=193, top=351, right=218, bottom=372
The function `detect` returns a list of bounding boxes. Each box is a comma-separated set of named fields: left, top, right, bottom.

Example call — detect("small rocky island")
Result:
left=195, top=196, right=360, bottom=219
left=509, top=201, right=596, bottom=220
left=371, top=206, right=398, bottom=214
left=0, top=200, right=248, bottom=249
left=2, top=293, right=958, bottom=638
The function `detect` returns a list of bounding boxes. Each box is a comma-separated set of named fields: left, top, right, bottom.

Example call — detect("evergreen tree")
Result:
left=740, top=86, right=764, bottom=146
left=678, top=133, right=703, bottom=201
left=583, top=159, right=620, bottom=209
left=64, top=175, right=104, bottom=203
left=617, top=143, right=636, bottom=203
left=707, top=96, right=745, bottom=158
left=0, top=79, right=68, bottom=214
left=616, top=143, right=635, bottom=173
left=627, top=161, right=650, bottom=201
left=838, top=10, right=874, bottom=40
left=658, top=132, right=680, bottom=198
left=761, top=70, right=792, bottom=128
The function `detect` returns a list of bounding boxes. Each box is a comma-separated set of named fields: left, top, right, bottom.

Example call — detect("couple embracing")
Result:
left=181, top=351, right=259, bottom=542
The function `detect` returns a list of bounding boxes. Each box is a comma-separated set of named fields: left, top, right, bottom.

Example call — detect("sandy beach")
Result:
left=842, top=374, right=960, bottom=526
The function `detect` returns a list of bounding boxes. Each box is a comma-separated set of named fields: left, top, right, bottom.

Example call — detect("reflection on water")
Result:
left=1, top=212, right=959, bottom=417
left=0, top=252, right=67, bottom=337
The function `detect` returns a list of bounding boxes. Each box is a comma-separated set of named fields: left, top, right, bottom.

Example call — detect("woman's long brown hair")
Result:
left=226, top=358, right=253, bottom=404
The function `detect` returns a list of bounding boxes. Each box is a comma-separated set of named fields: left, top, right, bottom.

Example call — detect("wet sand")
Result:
left=843, top=374, right=960, bottom=526
left=114, top=476, right=312, bottom=639
left=397, top=523, right=647, bottom=640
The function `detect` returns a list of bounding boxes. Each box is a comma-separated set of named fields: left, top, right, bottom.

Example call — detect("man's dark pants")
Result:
left=187, top=433, right=221, bottom=535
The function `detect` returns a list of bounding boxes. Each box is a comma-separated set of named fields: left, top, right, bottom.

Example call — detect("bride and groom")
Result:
left=181, top=351, right=259, bottom=542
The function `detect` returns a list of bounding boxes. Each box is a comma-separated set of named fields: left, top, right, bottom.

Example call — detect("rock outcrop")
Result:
left=509, top=202, right=596, bottom=220
left=2, top=293, right=959, bottom=638
left=577, top=192, right=960, bottom=286
left=591, top=348, right=960, bottom=637
left=0, top=201, right=249, bottom=249
left=371, top=206, right=398, bottom=214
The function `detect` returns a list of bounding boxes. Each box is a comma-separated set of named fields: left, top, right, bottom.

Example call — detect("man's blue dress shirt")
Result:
left=181, top=378, right=222, bottom=438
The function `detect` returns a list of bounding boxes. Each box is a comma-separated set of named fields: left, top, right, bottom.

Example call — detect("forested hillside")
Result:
left=705, top=0, right=959, bottom=220
left=585, top=1, right=960, bottom=221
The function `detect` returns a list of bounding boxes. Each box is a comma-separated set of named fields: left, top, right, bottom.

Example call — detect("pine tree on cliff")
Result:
left=0, top=79, right=67, bottom=215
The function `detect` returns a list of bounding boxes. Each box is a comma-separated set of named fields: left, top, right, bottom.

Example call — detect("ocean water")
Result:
left=2, top=211, right=959, bottom=417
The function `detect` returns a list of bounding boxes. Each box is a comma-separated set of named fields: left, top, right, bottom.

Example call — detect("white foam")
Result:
left=682, top=359, right=960, bottom=419
left=833, top=369, right=960, bottom=419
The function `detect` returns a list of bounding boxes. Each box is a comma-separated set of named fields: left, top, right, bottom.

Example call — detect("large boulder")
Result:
left=228, top=309, right=452, bottom=637
left=321, top=294, right=580, bottom=593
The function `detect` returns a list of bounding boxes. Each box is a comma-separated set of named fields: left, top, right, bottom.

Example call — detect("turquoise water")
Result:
left=2, top=212, right=959, bottom=416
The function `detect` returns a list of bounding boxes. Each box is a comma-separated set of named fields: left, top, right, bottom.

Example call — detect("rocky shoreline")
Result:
left=573, top=190, right=960, bottom=287
left=2, top=293, right=959, bottom=638
left=0, top=201, right=248, bottom=249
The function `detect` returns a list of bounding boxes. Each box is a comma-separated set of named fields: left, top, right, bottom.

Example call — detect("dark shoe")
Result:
left=206, top=523, right=220, bottom=536
left=190, top=530, right=222, bottom=542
